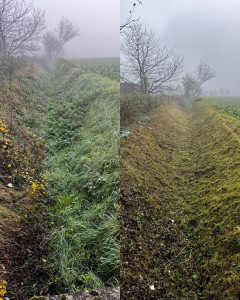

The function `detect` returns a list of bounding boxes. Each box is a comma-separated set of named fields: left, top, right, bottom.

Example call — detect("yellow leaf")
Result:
left=0, top=289, right=6, bottom=295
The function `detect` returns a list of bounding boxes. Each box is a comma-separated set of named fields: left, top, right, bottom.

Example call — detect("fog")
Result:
left=121, top=0, right=240, bottom=95
left=34, top=0, right=119, bottom=58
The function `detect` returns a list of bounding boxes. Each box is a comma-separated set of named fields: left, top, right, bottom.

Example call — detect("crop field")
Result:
left=205, top=97, right=240, bottom=119
left=72, top=57, right=120, bottom=81
left=72, top=57, right=120, bottom=66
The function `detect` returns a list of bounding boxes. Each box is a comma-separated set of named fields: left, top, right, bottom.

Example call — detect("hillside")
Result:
left=121, top=99, right=240, bottom=299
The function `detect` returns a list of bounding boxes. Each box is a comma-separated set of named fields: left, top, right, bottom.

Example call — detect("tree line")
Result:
left=0, top=0, right=79, bottom=64
left=121, top=21, right=216, bottom=98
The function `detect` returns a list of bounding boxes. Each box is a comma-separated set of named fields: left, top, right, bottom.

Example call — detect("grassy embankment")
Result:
left=0, top=63, right=51, bottom=299
left=43, top=60, right=120, bottom=293
left=0, top=58, right=120, bottom=299
left=121, top=99, right=240, bottom=299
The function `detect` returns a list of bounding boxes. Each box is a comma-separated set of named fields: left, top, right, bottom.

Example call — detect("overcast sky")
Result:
left=34, top=0, right=119, bottom=58
left=121, top=0, right=240, bottom=95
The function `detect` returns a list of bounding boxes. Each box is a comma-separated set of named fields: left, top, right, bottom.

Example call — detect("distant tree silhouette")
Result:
left=182, top=61, right=216, bottom=99
left=43, top=17, right=79, bottom=64
left=0, top=0, right=45, bottom=55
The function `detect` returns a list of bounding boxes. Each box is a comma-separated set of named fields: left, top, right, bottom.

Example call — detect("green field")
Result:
left=205, top=97, right=240, bottom=119
left=72, top=57, right=120, bottom=82
left=72, top=57, right=120, bottom=66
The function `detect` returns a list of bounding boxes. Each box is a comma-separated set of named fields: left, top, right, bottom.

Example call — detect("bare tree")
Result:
left=43, top=17, right=79, bottom=64
left=121, top=22, right=184, bottom=94
left=120, top=1, right=142, bottom=32
left=0, top=0, right=45, bottom=55
left=42, top=32, right=59, bottom=63
left=182, top=61, right=216, bottom=99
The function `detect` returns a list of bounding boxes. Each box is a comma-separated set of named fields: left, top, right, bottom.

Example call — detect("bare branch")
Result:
left=42, top=17, right=80, bottom=64
left=121, top=22, right=184, bottom=94
left=120, top=1, right=142, bottom=33
left=182, top=61, right=216, bottom=98
left=0, top=0, right=45, bottom=55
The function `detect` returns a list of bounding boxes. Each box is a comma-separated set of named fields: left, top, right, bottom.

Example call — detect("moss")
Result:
left=29, top=297, right=45, bottom=300
left=181, top=103, right=240, bottom=297
left=145, top=195, right=159, bottom=209
left=61, top=295, right=67, bottom=300
left=121, top=147, right=132, bottom=155
left=127, top=165, right=144, bottom=186
left=0, top=62, right=52, bottom=298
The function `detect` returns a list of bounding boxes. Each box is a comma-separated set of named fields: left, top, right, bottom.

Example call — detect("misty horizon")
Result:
left=121, top=0, right=240, bottom=96
left=34, top=0, right=119, bottom=59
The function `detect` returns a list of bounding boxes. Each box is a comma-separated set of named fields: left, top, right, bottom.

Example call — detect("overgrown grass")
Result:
left=43, top=62, right=120, bottom=292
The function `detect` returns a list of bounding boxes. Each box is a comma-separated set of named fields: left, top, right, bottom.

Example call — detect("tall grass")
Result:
left=43, top=63, right=120, bottom=292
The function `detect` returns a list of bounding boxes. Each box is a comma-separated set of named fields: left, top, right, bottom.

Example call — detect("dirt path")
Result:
left=121, top=102, right=240, bottom=299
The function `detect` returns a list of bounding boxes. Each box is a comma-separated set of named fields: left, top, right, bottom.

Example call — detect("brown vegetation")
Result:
left=121, top=101, right=240, bottom=299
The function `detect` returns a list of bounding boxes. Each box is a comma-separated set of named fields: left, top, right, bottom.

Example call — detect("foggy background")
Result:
left=35, top=0, right=119, bottom=58
left=121, top=0, right=240, bottom=96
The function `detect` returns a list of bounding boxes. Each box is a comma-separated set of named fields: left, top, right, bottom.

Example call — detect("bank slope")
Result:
left=0, top=64, right=51, bottom=299
left=121, top=101, right=240, bottom=299
left=43, top=63, right=120, bottom=293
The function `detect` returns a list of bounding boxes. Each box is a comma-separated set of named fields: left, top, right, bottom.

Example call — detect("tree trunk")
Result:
left=2, top=36, right=7, bottom=54
left=0, top=38, right=3, bottom=53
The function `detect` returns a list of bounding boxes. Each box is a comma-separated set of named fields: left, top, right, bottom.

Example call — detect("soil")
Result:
left=42, top=287, right=120, bottom=300
left=0, top=179, right=52, bottom=300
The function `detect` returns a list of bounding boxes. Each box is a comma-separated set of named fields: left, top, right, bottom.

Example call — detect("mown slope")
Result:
left=121, top=101, right=240, bottom=299
left=121, top=104, right=196, bottom=299
left=182, top=103, right=240, bottom=298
